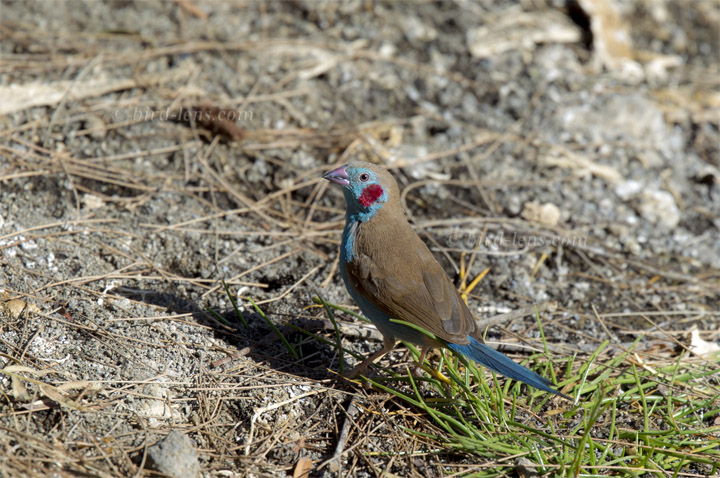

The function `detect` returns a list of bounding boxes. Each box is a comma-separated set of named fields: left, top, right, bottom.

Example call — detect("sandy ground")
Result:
left=0, top=1, right=718, bottom=477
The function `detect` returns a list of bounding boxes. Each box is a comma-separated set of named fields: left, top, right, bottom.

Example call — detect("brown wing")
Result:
left=347, top=216, right=476, bottom=344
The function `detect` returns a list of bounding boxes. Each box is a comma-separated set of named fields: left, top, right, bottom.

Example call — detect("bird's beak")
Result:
left=322, top=165, right=350, bottom=187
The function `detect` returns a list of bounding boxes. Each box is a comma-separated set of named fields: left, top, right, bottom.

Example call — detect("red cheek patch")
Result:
left=359, top=184, right=384, bottom=207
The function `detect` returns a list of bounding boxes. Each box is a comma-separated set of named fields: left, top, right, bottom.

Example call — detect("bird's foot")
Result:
left=343, top=338, right=396, bottom=380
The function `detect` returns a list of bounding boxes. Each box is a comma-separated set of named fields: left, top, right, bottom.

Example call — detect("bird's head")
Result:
left=323, top=161, right=399, bottom=222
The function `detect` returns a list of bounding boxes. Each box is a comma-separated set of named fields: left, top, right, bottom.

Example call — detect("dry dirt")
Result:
left=0, top=1, right=718, bottom=477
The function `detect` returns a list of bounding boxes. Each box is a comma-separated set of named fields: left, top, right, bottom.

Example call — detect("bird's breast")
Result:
left=340, top=220, right=360, bottom=263
left=337, top=221, right=440, bottom=347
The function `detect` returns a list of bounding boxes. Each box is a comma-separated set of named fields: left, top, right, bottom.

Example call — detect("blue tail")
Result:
left=447, top=337, right=569, bottom=399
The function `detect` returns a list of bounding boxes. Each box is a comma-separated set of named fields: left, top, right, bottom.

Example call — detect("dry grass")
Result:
left=1, top=1, right=719, bottom=477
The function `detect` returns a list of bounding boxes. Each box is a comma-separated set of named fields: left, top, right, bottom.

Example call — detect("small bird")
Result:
left=324, top=161, right=567, bottom=398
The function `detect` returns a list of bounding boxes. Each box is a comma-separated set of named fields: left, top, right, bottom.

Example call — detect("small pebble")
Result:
left=147, top=430, right=201, bottom=478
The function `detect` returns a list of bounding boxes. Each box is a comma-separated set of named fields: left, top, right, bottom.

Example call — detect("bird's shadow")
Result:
left=114, top=285, right=358, bottom=384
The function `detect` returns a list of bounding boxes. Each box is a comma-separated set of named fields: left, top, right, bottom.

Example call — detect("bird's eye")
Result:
left=358, top=173, right=370, bottom=182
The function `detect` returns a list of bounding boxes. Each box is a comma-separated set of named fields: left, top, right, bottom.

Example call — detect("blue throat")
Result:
left=340, top=188, right=387, bottom=262
left=341, top=221, right=358, bottom=262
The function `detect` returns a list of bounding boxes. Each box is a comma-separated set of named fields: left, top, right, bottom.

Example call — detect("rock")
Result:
left=554, top=95, right=672, bottom=151
left=614, top=180, right=643, bottom=200
left=638, top=190, right=681, bottom=229
left=137, top=383, right=176, bottom=428
left=515, top=456, right=539, bottom=477
left=522, top=201, right=561, bottom=226
left=147, top=430, right=201, bottom=478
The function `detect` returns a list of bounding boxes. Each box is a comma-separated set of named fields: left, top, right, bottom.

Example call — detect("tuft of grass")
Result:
left=314, top=297, right=720, bottom=477
left=222, top=278, right=248, bottom=328
left=215, top=285, right=719, bottom=476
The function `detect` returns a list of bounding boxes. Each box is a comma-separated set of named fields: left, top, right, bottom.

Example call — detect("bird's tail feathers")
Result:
left=447, top=338, right=569, bottom=399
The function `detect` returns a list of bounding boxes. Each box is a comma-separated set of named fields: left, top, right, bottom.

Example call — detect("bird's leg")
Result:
left=412, top=347, right=430, bottom=376
left=418, top=347, right=429, bottom=366
left=345, top=337, right=396, bottom=378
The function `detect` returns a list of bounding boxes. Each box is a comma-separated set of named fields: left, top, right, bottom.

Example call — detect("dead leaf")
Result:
left=467, top=9, right=580, bottom=59
left=578, top=0, right=634, bottom=70
left=690, top=329, right=720, bottom=357
left=0, top=65, right=192, bottom=115
left=542, top=147, right=622, bottom=183
left=177, top=104, right=245, bottom=142
left=1, top=297, right=41, bottom=319
left=293, top=457, right=313, bottom=478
